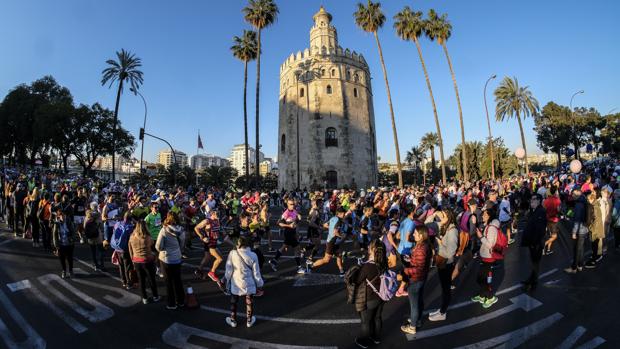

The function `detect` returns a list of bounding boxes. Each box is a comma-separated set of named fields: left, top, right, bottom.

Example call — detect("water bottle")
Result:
left=487, top=271, right=493, bottom=284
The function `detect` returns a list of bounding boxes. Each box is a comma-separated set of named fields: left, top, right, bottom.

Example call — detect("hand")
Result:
left=572, top=233, right=577, bottom=240
left=102, top=240, right=110, bottom=249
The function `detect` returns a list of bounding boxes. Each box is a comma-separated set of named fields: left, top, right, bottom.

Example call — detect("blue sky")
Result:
left=1, top=0, right=619, bottom=164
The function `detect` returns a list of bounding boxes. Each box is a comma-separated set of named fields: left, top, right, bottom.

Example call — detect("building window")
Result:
left=346, top=71, right=351, bottom=80
left=331, top=69, right=336, bottom=77
left=354, top=73, right=359, bottom=83
left=321, top=69, right=325, bottom=76
left=281, top=134, right=285, bottom=152
left=321, top=46, right=327, bottom=55
left=325, top=127, right=338, bottom=147
left=326, top=170, right=338, bottom=189
left=354, top=88, right=358, bottom=98
left=299, top=88, right=304, bottom=97
left=326, top=85, right=332, bottom=94
left=283, top=94, right=286, bottom=104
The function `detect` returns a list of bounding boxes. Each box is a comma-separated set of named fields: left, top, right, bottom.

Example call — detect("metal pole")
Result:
left=484, top=74, right=497, bottom=180
left=570, top=90, right=584, bottom=160
left=295, top=71, right=301, bottom=190
left=144, top=132, right=176, bottom=187
left=131, top=88, right=148, bottom=174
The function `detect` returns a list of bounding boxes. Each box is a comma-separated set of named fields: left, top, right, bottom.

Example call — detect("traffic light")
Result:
left=139, top=127, right=144, bottom=140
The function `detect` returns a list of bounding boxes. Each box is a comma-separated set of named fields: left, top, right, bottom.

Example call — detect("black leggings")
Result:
left=58, top=245, right=74, bottom=272
left=438, top=263, right=455, bottom=313
left=162, top=263, right=184, bottom=307
left=230, top=294, right=254, bottom=321
left=359, top=301, right=384, bottom=343
left=477, top=261, right=494, bottom=299
left=134, top=262, right=159, bottom=299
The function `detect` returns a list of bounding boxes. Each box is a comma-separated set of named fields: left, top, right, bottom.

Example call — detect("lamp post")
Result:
left=569, top=90, right=584, bottom=160
left=607, top=108, right=617, bottom=115
left=484, top=74, right=497, bottom=180
left=130, top=87, right=148, bottom=173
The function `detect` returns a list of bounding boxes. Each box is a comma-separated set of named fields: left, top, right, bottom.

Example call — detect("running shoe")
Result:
left=428, top=311, right=446, bottom=322
left=208, top=271, right=220, bottom=282
left=166, top=305, right=178, bottom=310
left=247, top=316, right=257, bottom=328
left=395, top=289, right=408, bottom=297
left=482, top=296, right=498, bottom=309
left=339, top=270, right=345, bottom=278
left=297, top=267, right=306, bottom=274
left=61, top=271, right=67, bottom=279
left=471, top=295, right=485, bottom=304
left=226, top=317, right=237, bottom=328
left=401, top=324, right=417, bottom=335
left=564, top=267, right=577, bottom=274
left=152, top=296, right=161, bottom=303
left=142, top=298, right=150, bottom=305
left=269, top=260, right=278, bottom=272
left=354, top=338, right=369, bottom=349
left=585, top=261, right=597, bottom=269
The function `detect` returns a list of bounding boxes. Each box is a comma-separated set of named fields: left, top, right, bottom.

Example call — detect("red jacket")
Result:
left=404, top=242, right=431, bottom=282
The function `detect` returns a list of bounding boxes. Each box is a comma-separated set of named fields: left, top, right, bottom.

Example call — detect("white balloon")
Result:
left=570, top=159, right=582, bottom=174
left=515, top=148, right=525, bottom=159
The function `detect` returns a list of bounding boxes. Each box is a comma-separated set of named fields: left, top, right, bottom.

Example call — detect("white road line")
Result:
left=74, top=257, right=122, bottom=282
left=453, top=313, right=564, bottom=349
left=12, top=280, right=88, bottom=334
left=556, top=326, right=586, bottom=349
left=0, top=288, right=46, bottom=349
left=72, top=278, right=141, bottom=308
left=162, top=322, right=339, bottom=349
left=200, top=305, right=360, bottom=324
left=6, top=280, right=32, bottom=292
left=574, top=337, right=606, bottom=349
left=38, top=273, right=114, bottom=323
left=408, top=294, right=542, bottom=341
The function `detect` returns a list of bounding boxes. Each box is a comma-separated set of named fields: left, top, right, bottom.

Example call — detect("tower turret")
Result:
left=310, top=6, right=338, bottom=55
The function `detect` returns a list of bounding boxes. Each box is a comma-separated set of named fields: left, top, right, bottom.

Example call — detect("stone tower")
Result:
left=277, top=6, right=378, bottom=191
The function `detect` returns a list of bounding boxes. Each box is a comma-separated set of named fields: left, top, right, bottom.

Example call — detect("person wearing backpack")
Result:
left=428, top=209, right=459, bottom=322
left=451, top=199, right=479, bottom=289
left=401, top=225, right=432, bottom=335
left=224, top=236, right=264, bottom=328
left=84, top=204, right=105, bottom=271
left=38, top=192, right=53, bottom=252
left=472, top=206, right=501, bottom=308
left=353, top=239, right=389, bottom=349
left=520, top=194, right=547, bottom=292
left=26, top=188, right=41, bottom=247
left=52, top=208, right=76, bottom=279
left=112, top=212, right=135, bottom=289
left=155, top=212, right=186, bottom=310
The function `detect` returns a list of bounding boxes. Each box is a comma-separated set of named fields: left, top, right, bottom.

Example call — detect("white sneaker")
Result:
left=428, top=311, right=446, bottom=322
left=247, top=316, right=256, bottom=328
left=226, top=317, right=237, bottom=328
left=296, top=267, right=306, bottom=274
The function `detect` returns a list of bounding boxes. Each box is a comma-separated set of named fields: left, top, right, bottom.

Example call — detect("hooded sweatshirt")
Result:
left=480, top=219, right=500, bottom=262
left=155, top=225, right=185, bottom=264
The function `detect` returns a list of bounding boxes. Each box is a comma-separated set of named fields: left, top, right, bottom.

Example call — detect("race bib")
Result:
left=154, top=217, right=162, bottom=227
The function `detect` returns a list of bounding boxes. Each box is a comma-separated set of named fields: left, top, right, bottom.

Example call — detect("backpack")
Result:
left=84, top=219, right=100, bottom=239
left=366, top=268, right=398, bottom=302
left=110, top=222, right=132, bottom=251
left=488, top=223, right=508, bottom=260
left=344, top=264, right=361, bottom=304
left=37, top=202, right=49, bottom=221
left=457, top=211, right=472, bottom=233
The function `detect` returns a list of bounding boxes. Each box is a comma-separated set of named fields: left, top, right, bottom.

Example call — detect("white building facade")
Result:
left=157, top=149, right=188, bottom=168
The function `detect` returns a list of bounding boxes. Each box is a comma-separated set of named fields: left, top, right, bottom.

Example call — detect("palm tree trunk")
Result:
left=414, top=38, right=446, bottom=184
left=111, top=79, right=124, bottom=183
left=556, top=150, right=562, bottom=170
left=374, top=31, right=403, bottom=188
left=254, top=29, right=262, bottom=187
left=430, top=146, right=436, bottom=182
left=516, top=113, right=529, bottom=174
left=243, top=60, right=250, bottom=189
left=442, top=42, right=467, bottom=182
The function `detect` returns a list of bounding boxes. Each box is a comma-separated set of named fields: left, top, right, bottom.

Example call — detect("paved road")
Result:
left=0, top=219, right=617, bottom=349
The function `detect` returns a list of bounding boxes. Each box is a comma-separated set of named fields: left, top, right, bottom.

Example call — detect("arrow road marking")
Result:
left=453, top=313, right=564, bottom=349
left=556, top=326, right=586, bottom=349
left=162, top=322, right=338, bottom=349
left=38, top=273, right=114, bottom=323
left=0, top=288, right=46, bottom=349
left=408, top=294, right=543, bottom=341
left=200, top=305, right=360, bottom=325
left=575, top=337, right=606, bottom=349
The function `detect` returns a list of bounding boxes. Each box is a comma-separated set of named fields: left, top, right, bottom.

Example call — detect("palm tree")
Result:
left=231, top=30, right=258, bottom=187
left=425, top=9, right=467, bottom=182
left=494, top=76, right=539, bottom=175
left=420, top=132, right=439, bottom=183
left=243, top=0, right=279, bottom=184
left=101, top=49, right=143, bottom=182
left=394, top=7, right=447, bottom=184
left=354, top=0, right=403, bottom=188
left=406, top=145, right=426, bottom=184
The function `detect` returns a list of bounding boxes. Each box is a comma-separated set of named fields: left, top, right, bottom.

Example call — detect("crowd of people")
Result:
left=1, top=159, right=619, bottom=347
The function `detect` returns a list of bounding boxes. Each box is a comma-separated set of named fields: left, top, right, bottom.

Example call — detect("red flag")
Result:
left=198, top=134, right=204, bottom=149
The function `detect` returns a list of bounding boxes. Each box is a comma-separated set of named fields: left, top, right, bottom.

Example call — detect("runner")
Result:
left=308, top=206, right=346, bottom=276
left=269, top=199, right=304, bottom=274
left=194, top=210, right=224, bottom=282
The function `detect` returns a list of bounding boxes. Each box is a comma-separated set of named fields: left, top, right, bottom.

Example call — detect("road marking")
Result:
left=9, top=279, right=88, bottom=334
left=292, top=273, right=343, bottom=287
left=6, top=280, right=32, bottom=292
left=38, top=273, right=114, bottom=322
left=0, top=288, right=46, bottom=349
left=74, top=257, right=122, bottom=282
left=0, top=239, right=14, bottom=246
left=72, top=278, right=141, bottom=308
left=556, top=326, right=586, bottom=349
left=408, top=294, right=542, bottom=340
left=200, top=305, right=360, bottom=324
left=453, top=313, right=563, bottom=349
left=574, top=337, right=606, bottom=349
left=162, top=322, right=338, bottom=349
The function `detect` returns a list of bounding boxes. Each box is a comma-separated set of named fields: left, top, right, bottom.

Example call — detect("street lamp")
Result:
left=607, top=108, right=617, bottom=115
left=484, top=74, right=497, bottom=180
left=130, top=87, right=148, bottom=174
left=569, top=90, right=584, bottom=160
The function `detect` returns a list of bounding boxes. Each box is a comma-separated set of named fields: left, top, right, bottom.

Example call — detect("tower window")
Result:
left=346, top=71, right=351, bottom=80
left=325, top=127, right=338, bottom=147
left=300, top=88, right=304, bottom=97
left=326, top=170, right=338, bottom=189
left=354, top=74, right=359, bottom=83
left=326, top=85, right=332, bottom=94
left=283, top=94, right=286, bottom=104
left=281, top=134, right=286, bottom=152
left=321, top=46, right=327, bottom=55
left=321, top=69, right=325, bottom=76
left=331, top=69, right=336, bottom=77
left=354, top=88, right=358, bottom=98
